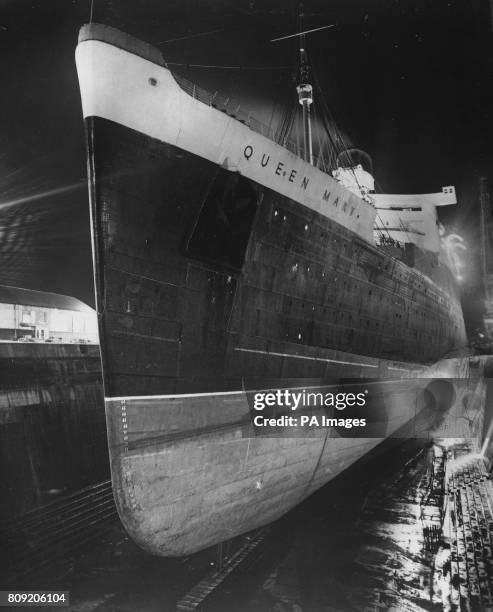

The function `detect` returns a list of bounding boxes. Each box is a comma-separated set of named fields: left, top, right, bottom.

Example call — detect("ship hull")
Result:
left=107, top=395, right=393, bottom=555
left=86, top=116, right=465, bottom=396
left=106, top=372, right=469, bottom=556
left=76, top=25, right=468, bottom=556
left=87, top=115, right=465, bottom=555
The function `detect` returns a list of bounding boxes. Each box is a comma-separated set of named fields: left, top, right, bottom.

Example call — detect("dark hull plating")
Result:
left=82, top=114, right=469, bottom=554
left=90, top=118, right=465, bottom=399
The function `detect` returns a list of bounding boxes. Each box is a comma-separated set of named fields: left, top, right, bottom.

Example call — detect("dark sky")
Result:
left=0, top=0, right=492, bottom=311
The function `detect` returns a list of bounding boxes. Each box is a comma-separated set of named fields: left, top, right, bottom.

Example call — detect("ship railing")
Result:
left=172, top=72, right=331, bottom=173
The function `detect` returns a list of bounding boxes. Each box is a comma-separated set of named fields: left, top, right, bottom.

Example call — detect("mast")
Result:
left=271, top=4, right=333, bottom=165
left=296, top=3, right=314, bottom=165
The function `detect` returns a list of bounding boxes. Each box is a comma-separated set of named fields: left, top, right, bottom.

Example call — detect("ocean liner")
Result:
left=76, top=22, right=467, bottom=556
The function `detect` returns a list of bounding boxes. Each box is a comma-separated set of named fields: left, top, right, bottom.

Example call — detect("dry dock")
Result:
left=7, top=435, right=493, bottom=611
left=2, top=356, right=493, bottom=610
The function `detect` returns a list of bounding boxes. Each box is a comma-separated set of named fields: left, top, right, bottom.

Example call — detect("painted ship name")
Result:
left=243, top=144, right=357, bottom=216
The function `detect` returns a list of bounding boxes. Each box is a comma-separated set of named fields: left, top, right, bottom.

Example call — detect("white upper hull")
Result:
left=76, top=34, right=376, bottom=243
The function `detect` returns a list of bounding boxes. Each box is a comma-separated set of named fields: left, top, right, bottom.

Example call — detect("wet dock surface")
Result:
left=10, top=435, right=488, bottom=611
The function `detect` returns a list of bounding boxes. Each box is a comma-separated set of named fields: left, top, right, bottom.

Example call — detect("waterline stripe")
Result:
left=106, top=381, right=388, bottom=403
left=106, top=348, right=416, bottom=402
left=107, top=390, right=245, bottom=401
left=233, top=347, right=379, bottom=369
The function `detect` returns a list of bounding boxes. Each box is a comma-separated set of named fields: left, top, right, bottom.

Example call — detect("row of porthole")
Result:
left=277, top=308, right=417, bottom=333
left=272, top=318, right=448, bottom=349
left=279, top=264, right=439, bottom=317
left=265, top=217, right=446, bottom=304
left=262, top=304, right=448, bottom=344
left=282, top=302, right=404, bottom=329
left=255, top=254, right=442, bottom=323
left=287, top=325, right=422, bottom=346
left=268, top=218, right=367, bottom=272
left=275, top=225, right=348, bottom=254
left=271, top=207, right=354, bottom=248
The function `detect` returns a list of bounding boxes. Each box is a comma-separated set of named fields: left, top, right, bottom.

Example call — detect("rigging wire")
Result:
left=311, top=73, right=397, bottom=244
left=270, top=23, right=335, bottom=43
left=155, top=3, right=407, bottom=251
left=310, top=64, right=351, bottom=169
left=308, top=60, right=402, bottom=245
left=268, top=92, right=280, bottom=140
left=373, top=178, right=410, bottom=244
left=312, top=104, right=327, bottom=172
left=157, top=27, right=232, bottom=45
left=165, top=62, right=290, bottom=70
left=311, top=56, right=414, bottom=248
